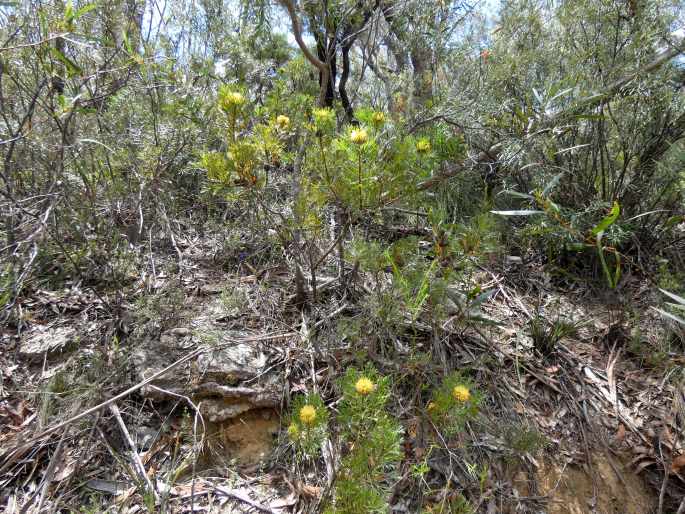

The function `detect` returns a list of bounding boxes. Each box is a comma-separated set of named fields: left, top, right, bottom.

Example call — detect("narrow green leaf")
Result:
left=74, top=3, right=98, bottom=20
left=591, top=201, right=620, bottom=236
left=51, top=47, right=82, bottom=77
left=659, top=289, right=685, bottom=306
left=574, top=114, right=605, bottom=121
left=567, top=242, right=587, bottom=251
left=532, top=88, right=543, bottom=105
left=555, top=143, right=591, bottom=155
left=499, top=190, right=535, bottom=200
left=548, top=87, right=574, bottom=103
left=651, top=307, right=685, bottom=326
left=664, top=215, right=685, bottom=229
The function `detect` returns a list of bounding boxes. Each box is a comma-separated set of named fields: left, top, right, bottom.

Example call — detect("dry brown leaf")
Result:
left=631, top=445, right=652, bottom=456
left=407, top=417, right=418, bottom=439
left=52, top=452, right=79, bottom=482
left=670, top=454, right=685, bottom=474
left=298, top=483, right=321, bottom=498
left=170, top=483, right=208, bottom=496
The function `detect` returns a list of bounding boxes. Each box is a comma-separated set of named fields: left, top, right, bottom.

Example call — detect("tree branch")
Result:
left=547, top=30, right=685, bottom=125
left=278, top=0, right=330, bottom=105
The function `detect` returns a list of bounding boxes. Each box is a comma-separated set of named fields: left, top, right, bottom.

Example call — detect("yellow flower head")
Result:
left=350, top=128, right=369, bottom=145
left=372, top=111, right=386, bottom=126
left=427, top=401, right=436, bottom=412
left=452, top=385, right=471, bottom=403
left=313, top=108, right=335, bottom=130
left=276, top=114, right=290, bottom=129
left=220, top=91, right=245, bottom=110
left=299, top=404, right=317, bottom=425
left=287, top=423, right=300, bottom=439
left=355, top=377, right=375, bottom=396
left=416, top=138, right=431, bottom=153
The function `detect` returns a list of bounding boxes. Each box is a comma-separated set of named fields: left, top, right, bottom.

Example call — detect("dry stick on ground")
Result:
left=676, top=495, right=685, bottom=514
left=212, top=484, right=281, bottom=514
left=0, top=332, right=297, bottom=474
left=109, top=402, right=159, bottom=503
left=33, top=429, right=68, bottom=512
left=159, top=203, right=183, bottom=271
left=147, top=384, right=206, bottom=514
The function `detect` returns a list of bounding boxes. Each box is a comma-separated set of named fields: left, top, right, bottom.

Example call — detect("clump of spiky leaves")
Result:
left=457, top=212, right=501, bottom=259
left=201, top=83, right=288, bottom=195
left=427, top=372, right=481, bottom=436
left=307, top=110, right=438, bottom=215
left=326, top=366, right=403, bottom=514
left=528, top=313, right=579, bottom=357
left=650, top=289, right=685, bottom=353
left=287, top=393, right=329, bottom=458
left=501, top=421, right=547, bottom=463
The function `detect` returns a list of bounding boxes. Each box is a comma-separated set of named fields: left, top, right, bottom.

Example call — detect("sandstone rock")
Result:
left=133, top=306, right=283, bottom=423
left=19, top=326, right=77, bottom=361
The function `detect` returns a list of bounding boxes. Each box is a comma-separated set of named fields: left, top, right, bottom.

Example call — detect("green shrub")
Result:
left=287, top=393, right=329, bottom=458
left=427, top=372, right=481, bottom=436
left=528, top=313, right=579, bottom=357
left=326, top=366, right=403, bottom=514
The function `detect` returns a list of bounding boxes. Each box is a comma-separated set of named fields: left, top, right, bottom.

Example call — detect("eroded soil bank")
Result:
left=2, top=265, right=683, bottom=512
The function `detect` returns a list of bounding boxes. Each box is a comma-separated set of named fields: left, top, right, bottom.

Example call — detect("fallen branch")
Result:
left=110, top=402, right=159, bottom=503
left=213, top=484, right=281, bottom=514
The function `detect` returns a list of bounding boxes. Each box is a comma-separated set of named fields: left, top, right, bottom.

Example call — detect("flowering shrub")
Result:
left=287, top=393, right=329, bottom=457
left=428, top=372, right=481, bottom=435
left=284, top=367, right=403, bottom=512
left=327, top=366, right=403, bottom=513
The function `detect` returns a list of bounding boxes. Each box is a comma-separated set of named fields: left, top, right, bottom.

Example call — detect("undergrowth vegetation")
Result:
left=1, top=0, right=684, bottom=512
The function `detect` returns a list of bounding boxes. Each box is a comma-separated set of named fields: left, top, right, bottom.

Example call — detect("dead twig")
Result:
left=33, top=429, right=68, bottom=513
left=147, top=385, right=206, bottom=513
left=109, top=402, right=159, bottom=503
left=676, top=495, right=685, bottom=514
left=212, top=484, right=280, bottom=514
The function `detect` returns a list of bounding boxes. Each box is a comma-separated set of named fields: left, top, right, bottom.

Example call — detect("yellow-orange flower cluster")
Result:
left=221, top=91, right=245, bottom=110
left=452, top=385, right=471, bottom=403
left=372, top=111, right=386, bottom=126
left=355, top=377, right=375, bottom=395
left=276, top=114, right=290, bottom=129
left=350, top=128, right=369, bottom=145
left=299, top=404, right=317, bottom=425
left=313, top=107, right=335, bottom=130
left=416, top=138, right=431, bottom=153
